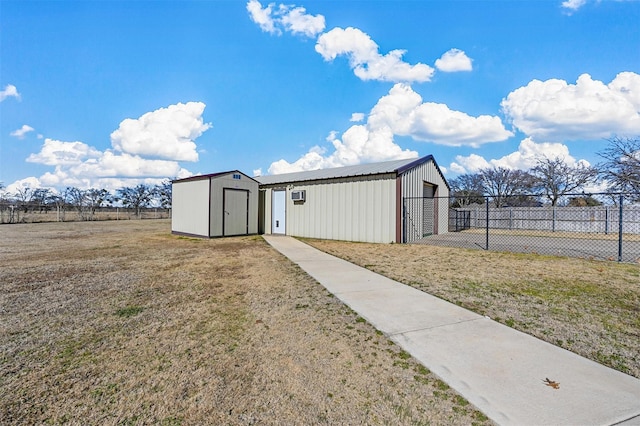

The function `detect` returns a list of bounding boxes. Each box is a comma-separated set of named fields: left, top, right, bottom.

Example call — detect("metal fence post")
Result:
left=485, top=197, right=489, bottom=250
left=402, top=199, right=406, bottom=244
left=618, top=195, right=623, bottom=262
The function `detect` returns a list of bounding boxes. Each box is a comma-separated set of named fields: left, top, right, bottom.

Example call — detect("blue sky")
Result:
left=1, top=0, right=639, bottom=194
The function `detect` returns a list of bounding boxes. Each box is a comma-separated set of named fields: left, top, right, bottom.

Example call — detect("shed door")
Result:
left=423, top=183, right=436, bottom=237
left=223, top=188, right=249, bottom=236
left=272, top=190, right=286, bottom=234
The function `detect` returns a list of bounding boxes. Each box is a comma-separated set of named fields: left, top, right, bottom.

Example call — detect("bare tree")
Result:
left=449, top=173, right=484, bottom=207
left=598, top=136, right=640, bottom=199
left=85, top=188, right=111, bottom=219
left=12, top=186, right=35, bottom=213
left=31, top=188, right=53, bottom=212
left=530, top=156, right=598, bottom=206
left=64, top=187, right=91, bottom=220
left=155, top=179, right=173, bottom=209
left=115, top=184, right=154, bottom=218
left=0, top=182, right=12, bottom=223
left=479, top=167, right=534, bottom=207
left=567, top=195, right=602, bottom=207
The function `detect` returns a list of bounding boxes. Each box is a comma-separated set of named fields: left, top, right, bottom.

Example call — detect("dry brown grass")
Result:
left=0, top=220, right=488, bottom=425
left=304, top=238, right=640, bottom=379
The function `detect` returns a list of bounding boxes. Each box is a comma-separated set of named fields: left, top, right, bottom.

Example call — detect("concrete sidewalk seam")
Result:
left=387, top=317, right=486, bottom=337
left=610, top=412, right=640, bottom=426
left=330, top=286, right=406, bottom=295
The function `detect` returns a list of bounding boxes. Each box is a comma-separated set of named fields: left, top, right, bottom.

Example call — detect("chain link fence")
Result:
left=404, top=193, right=640, bottom=263
left=0, top=204, right=171, bottom=224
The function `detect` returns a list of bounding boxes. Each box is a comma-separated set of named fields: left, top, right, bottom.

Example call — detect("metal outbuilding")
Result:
left=255, top=155, right=449, bottom=243
left=171, top=171, right=259, bottom=238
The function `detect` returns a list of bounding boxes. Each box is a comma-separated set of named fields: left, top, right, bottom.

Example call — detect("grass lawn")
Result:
left=304, top=238, right=640, bottom=379
left=0, top=220, right=488, bottom=425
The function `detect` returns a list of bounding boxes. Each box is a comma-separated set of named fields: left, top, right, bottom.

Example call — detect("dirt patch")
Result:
left=0, top=220, right=489, bottom=425
left=303, top=238, right=640, bottom=379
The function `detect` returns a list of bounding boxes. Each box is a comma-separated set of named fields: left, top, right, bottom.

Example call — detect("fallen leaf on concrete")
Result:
left=543, top=378, right=560, bottom=389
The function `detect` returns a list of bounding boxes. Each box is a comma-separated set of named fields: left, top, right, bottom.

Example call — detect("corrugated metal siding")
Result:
left=400, top=159, right=450, bottom=235
left=171, top=178, right=210, bottom=237
left=281, top=175, right=396, bottom=243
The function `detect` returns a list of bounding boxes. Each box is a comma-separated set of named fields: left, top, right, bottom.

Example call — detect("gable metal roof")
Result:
left=254, top=155, right=437, bottom=185
left=172, top=170, right=259, bottom=184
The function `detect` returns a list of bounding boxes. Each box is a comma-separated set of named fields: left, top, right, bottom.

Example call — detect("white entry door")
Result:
left=272, top=190, right=286, bottom=234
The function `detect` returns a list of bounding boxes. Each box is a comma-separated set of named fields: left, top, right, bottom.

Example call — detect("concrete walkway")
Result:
left=262, top=235, right=640, bottom=426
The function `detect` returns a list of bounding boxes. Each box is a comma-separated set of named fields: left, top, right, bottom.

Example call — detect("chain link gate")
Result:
left=403, top=197, right=436, bottom=243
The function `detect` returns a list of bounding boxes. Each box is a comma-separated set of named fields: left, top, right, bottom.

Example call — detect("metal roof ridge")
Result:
left=173, top=170, right=259, bottom=184
left=253, top=156, right=427, bottom=184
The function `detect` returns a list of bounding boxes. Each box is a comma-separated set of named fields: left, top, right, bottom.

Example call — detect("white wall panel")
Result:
left=171, top=179, right=210, bottom=237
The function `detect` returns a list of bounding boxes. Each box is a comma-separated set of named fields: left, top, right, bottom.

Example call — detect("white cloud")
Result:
left=609, top=71, right=640, bottom=109
left=68, top=152, right=184, bottom=179
left=0, top=84, right=20, bottom=102
left=326, top=130, right=339, bottom=141
left=247, top=0, right=278, bottom=34
left=329, top=124, right=418, bottom=165
left=350, top=112, right=365, bottom=122
left=27, top=139, right=102, bottom=166
left=37, top=171, right=180, bottom=193
left=5, top=177, right=43, bottom=195
left=267, top=83, right=513, bottom=174
left=267, top=123, right=418, bottom=174
left=494, top=138, right=585, bottom=170
left=247, top=0, right=325, bottom=38
left=280, top=5, right=326, bottom=37
left=561, top=0, right=587, bottom=11
left=501, top=72, right=640, bottom=140
left=268, top=146, right=332, bottom=174
left=562, top=0, right=640, bottom=14
left=248, top=3, right=457, bottom=83
left=315, top=27, right=435, bottom=83
left=434, top=49, right=473, bottom=72
left=10, top=125, right=35, bottom=139
left=449, top=137, right=586, bottom=174
left=449, top=162, right=468, bottom=174
left=450, top=154, right=491, bottom=174
left=369, top=83, right=513, bottom=147
left=110, top=101, right=211, bottom=162
left=34, top=152, right=191, bottom=192
left=13, top=101, right=207, bottom=191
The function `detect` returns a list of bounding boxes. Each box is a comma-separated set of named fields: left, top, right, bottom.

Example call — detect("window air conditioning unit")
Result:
left=291, top=190, right=306, bottom=202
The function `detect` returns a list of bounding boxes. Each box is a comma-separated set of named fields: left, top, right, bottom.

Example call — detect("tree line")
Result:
left=450, top=137, right=640, bottom=208
left=1, top=136, right=638, bottom=219
left=0, top=180, right=172, bottom=221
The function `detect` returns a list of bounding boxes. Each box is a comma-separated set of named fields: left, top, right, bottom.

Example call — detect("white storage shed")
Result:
left=171, top=171, right=259, bottom=238
left=255, top=155, right=449, bottom=243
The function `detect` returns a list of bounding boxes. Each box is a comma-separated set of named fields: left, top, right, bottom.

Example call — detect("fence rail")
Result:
left=0, top=205, right=171, bottom=224
left=404, top=193, right=640, bottom=263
